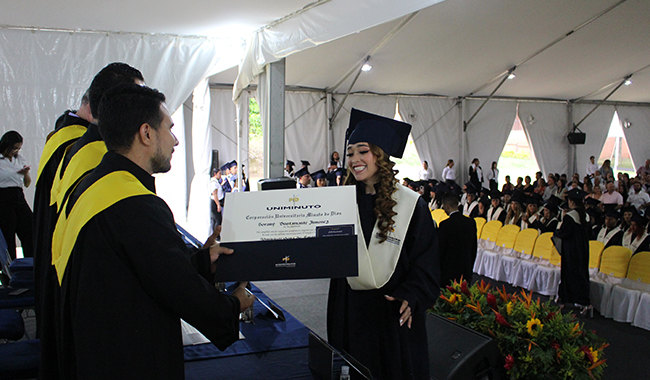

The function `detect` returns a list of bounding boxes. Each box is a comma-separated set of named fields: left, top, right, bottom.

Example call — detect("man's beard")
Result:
left=151, top=144, right=172, bottom=174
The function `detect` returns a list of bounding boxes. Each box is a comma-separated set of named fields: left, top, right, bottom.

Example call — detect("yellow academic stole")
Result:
left=36, top=124, right=87, bottom=181
left=51, top=171, right=154, bottom=284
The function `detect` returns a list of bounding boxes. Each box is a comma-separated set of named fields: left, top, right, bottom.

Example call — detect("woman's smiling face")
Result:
left=347, top=142, right=378, bottom=184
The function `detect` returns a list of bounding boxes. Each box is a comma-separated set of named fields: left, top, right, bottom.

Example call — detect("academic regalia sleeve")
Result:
left=108, top=196, right=240, bottom=350
left=390, top=198, right=440, bottom=314
left=606, top=231, right=624, bottom=248
left=497, top=209, right=506, bottom=224
left=554, top=214, right=577, bottom=240
left=189, top=248, right=213, bottom=283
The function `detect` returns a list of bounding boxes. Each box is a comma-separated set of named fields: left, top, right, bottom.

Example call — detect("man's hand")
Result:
left=207, top=226, right=233, bottom=273
left=204, top=226, right=221, bottom=249
left=232, top=282, right=255, bottom=312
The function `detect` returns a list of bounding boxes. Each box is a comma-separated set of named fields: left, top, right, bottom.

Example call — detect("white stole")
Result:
left=597, top=226, right=621, bottom=246
left=487, top=206, right=503, bottom=222
left=347, top=183, right=419, bottom=290
left=464, top=201, right=478, bottom=217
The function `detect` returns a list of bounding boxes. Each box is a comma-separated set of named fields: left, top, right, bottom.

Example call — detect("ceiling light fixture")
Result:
left=624, top=79, right=632, bottom=86
left=361, top=63, right=373, bottom=72
left=507, top=73, right=516, bottom=80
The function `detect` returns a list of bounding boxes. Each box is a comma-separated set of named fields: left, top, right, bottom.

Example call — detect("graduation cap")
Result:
left=228, top=160, right=238, bottom=169
left=479, top=195, right=491, bottom=206
left=604, top=209, right=620, bottom=220
left=346, top=108, right=411, bottom=158
left=286, top=160, right=295, bottom=167
left=621, top=205, right=636, bottom=215
left=525, top=193, right=543, bottom=206
left=219, top=163, right=229, bottom=172
left=300, top=160, right=310, bottom=167
left=294, top=167, right=310, bottom=178
left=334, top=167, right=347, bottom=177
left=489, top=190, right=502, bottom=200
left=503, top=189, right=513, bottom=196
left=510, top=190, right=524, bottom=204
left=566, top=188, right=587, bottom=201
left=481, top=187, right=491, bottom=196
left=464, top=181, right=478, bottom=195
left=584, top=197, right=601, bottom=207
left=435, top=182, right=450, bottom=194
left=631, top=212, right=648, bottom=226
left=543, top=196, right=561, bottom=212
left=560, top=201, right=571, bottom=210
left=602, top=203, right=618, bottom=214
left=310, top=169, right=327, bottom=181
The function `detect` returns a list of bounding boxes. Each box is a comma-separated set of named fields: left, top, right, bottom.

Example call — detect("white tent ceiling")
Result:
left=2, top=0, right=648, bottom=102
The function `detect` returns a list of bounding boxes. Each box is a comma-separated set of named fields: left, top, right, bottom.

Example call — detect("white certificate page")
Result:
left=221, top=186, right=357, bottom=243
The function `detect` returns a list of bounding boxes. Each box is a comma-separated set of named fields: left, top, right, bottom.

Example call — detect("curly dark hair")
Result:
left=344, top=143, right=398, bottom=243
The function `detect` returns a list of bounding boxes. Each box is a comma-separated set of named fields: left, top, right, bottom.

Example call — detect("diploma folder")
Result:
left=214, top=235, right=358, bottom=282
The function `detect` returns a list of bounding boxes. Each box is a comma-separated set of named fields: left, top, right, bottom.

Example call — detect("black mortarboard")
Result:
left=621, top=205, right=635, bottom=215
left=300, top=160, right=310, bottom=166
left=286, top=160, right=295, bottom=167
left=526, top=193, right=543, bottom=206
left=294, top=167, right=310, bottom=178
left=503, top=189, right=513, bottom=196
left=346, top=108, right=411, bottom=158
left=605, top=209, right=620, bottom=219
left=481, top=187, right=491, bottom=196
left=464, top=181, right=477, bottom=195
left=335, top=168, right=347, bottom=177
left=544, top=196, right=561, bottom=212
left=490, top=190, right=502, bottom=200
left=566, top=188, right=587, bottom=200
left=311, top=169, right=327, bottom=181
left=603, top=203, right=618, bottom=214
left=510, top=190, right=524, bottom=204
left=436, top=183, right=450, bottom=194
left=560, top=201, right=570, bottom=210
left=584, top=197, right=601, bottom=206
left=480, top=195, right=491, bottom=206
left=228, top=160, right=238, bottom=169
left=632, top=212, right=648, bottom=226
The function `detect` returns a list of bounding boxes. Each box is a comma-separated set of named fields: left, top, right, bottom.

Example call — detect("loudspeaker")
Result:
left=211, top=150, right=219, bottom=172
left=257, top=177, right=297, bottom=191
left=567, top=132, right=586, bottom=145
left=427, top=313, right=503, bottom=380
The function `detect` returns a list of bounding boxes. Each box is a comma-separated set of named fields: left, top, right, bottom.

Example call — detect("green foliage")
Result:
left=431, top=280, right=608, bottom=380
left=249, top=98, right=262, bottom=138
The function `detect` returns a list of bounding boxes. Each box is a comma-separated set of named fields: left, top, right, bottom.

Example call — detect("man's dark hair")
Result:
left=98, top=84, right=166, bottom=153
left=88, top=62, right=144, bottom=119
left=441, top=192, right=459, bottom=208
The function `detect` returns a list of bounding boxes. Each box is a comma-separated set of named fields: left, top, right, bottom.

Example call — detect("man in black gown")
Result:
left=52, top=84, right=254, bottom=379
left=438, top=192, right=477, bottom=286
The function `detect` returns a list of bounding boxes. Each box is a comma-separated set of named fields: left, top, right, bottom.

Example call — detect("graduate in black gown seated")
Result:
left=327, top=108, right=440, bottom=380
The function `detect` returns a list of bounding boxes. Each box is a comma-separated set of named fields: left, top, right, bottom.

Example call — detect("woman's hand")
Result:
left=385, top=295, right=412, bottom=329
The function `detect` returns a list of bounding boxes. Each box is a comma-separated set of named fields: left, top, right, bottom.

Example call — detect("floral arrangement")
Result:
left=431, top=279, right=608, bottom=380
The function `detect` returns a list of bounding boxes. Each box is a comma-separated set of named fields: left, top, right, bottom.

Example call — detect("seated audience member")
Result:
left=636, top=159, right=650, bottom=177
left=532, top=196, right=560, bottom=233
left=333, top=167, right=347, bottom=186
left=627, top=181, right=650, bottom=213
left=294, top=167, right=311, bottom=188
left=311, top=169, right=328, bottom=187
left=477, top=195, right=490, bottom=219
left=532, top=171, right=543, bottom=188
left=593, top=174, right=605, bottom=192
left=521, top=193, right=542, bottom=230
left=534, top=178, right=546, bottom=196
left=501, top=175, right=514, bottom=192
left=462, top=183, right=480, bottom=218
left=542, top=174, right=558, bottom=202
left=618, top=181, right=629, bottom=204
left=599, top=159, right=614, bottom=180
left=622, top=212, right=650, bottom=254
left=504, top=192, right=523, bottom=226
left=522, top=175, right=534, bottom=195
left=600, top=181, right=624, bottom=210
left=619, top=206, right=634, bottom=232
left=438, top=192, right=477, bottom=286
left=514, top=176, right=524, bottom=191
left=502, top=189, right=513, bottom=212
left=487, top=190, right=506, bottom=223
left=596, top=210, right=624, bottom=249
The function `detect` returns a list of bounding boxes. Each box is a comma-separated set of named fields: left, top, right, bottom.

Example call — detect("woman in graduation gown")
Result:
left=553, top=189, right=592, bottom=316
left=328, top=109, right=440, bottom=380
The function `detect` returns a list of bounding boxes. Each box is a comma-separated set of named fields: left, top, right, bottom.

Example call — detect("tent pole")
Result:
left=572, top=75, right=631, bottom=129
left=464, top=67, right=516, bottom=131
left=567, top=102, right=577, bottom=175
left=260, top=59, right=286, bottom=179
left=330, top=57, right=367, bottom=124
left=460, top=97, right=467, bottom=185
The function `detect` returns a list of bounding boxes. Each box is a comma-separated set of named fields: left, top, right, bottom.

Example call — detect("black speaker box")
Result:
left=567, top=132, right=586, bottom=145
left=427, top=313, right=503, bottom=380
left=211, top=150, right=219, bottom=172
left=257, top=177, right=297, bottom=191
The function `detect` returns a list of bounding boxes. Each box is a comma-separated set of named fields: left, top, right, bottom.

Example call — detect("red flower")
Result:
left=494, top=311, right=512, bottom=328
left=460, top=280, right=471, bottom=296
left=551, top=341, right=560, bottom=350
left=545, top=311, right=556, bottom=321
left=504, top=355, right=515, bottom=370
left=446, top=285, right=457, bottom=293
left=487, top=293, right=498, bottom=310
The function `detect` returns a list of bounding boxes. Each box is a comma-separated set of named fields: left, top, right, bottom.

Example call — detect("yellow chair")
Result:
left=431, top=209, right=448, bottom=226
left=511, top=232, right=555, bottom=289
left=589, top=240, right=605, bottom=271
left=475, top=217, right=486, bottom=240
left=549, top=245, right=561, bottom=266
left=626, top=251, right=650, bottom=283
left=534, top=232, right=556, bottom=262
left=513, top=228, right=539, bottom=257
left=599, top=246, right=633, bottom=278
left=495, top=225, right=520, bottom=250
left=480, top=220, right=502, bottom=241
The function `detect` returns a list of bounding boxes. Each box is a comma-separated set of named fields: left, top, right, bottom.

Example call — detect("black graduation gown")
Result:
left=532, top=218, right=558, bottom=234
left=438, top=211, right=477, bottom=286
left=327, top=182, right=440, bottom=380
left=554, top=212, right=590, bottom=305
left=32, top=111, right=89, bottom=380
left=56, top=152, right=241, bottom=380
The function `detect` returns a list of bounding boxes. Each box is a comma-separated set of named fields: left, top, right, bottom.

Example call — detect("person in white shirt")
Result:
left=627, top=181, right=650, bottom=214
left=441, top=159, right=455, bottom=183
left=418, top=160, right=434, bottom=181
left=209, top=168, right=224, bottom=233
left=586, top=156, right=598, bottom=178
left=0, top=131, right=33, bottom=259
left=486, top=161, right=499, bottom=191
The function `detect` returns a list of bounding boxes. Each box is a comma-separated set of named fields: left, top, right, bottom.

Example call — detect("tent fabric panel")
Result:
left=464, top=99, right=517, bottom=185
left=572, top=104, right=615, bottom=178
left=284, top=92, right=328, bottom=174
left=617, top=105, right=650, bottom=172
left=0, top=28, right=219, bottom=205
left=518, top=102, right=569, bottom=176
left=398, top=97, right=460, bottom=181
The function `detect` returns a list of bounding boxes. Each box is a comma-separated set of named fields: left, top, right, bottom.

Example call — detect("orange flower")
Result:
left=476, top=279, right=491, bottom=294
